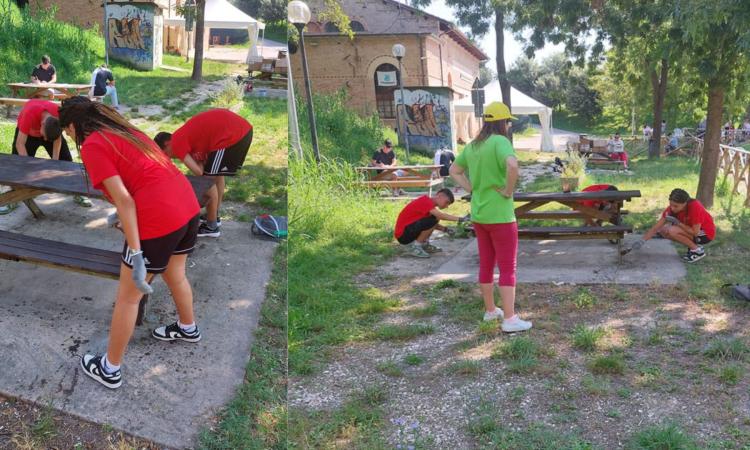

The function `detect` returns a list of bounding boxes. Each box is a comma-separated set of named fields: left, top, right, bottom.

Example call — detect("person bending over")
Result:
left=394, top=188, right=466, bottom=258
left=580, top=184, right=619, bottom=226
left=624, top=188, right=715, bottom=262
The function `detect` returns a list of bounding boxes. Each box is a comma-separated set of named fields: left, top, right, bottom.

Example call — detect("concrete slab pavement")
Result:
left=421, top=235, right=687, bottom=285
left=0, top=193, right=276, bottom=448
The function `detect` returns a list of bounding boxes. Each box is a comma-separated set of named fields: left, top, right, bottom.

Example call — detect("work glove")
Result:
left=620, top=238, right=645, bottom=256
left=106, top=212, right=120, bottom=227
left=458, top=214, right=471, bottom=224
left=130, top=251, right=153, bottom=295
left=445, top=227, right=456, bottom=236
left=664, top=215, right=680, bottom=225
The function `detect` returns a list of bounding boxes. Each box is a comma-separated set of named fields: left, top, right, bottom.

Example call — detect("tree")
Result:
left=676, top=0, right=750, bottom=207
left=232, top=0, right=286, bottom=22
left=191, top=0, right=206, bottom=81
left=477, top=61, right=496, bottom=88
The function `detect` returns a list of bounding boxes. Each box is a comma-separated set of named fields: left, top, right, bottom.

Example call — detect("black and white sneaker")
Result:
left=199, top=214, right=222, bottom=226
left=197, top=222, right=221, bottom=238
left=80, top=354, right=122, bottom=389
left=682, top=248, right=706, bottom=263
left=152, top=322, right=202, bottom=342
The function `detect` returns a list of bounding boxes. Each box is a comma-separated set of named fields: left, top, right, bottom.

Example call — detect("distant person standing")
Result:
left=90, top=64, right=119, bottom=109
left=30, top=55, right=57, bottom=83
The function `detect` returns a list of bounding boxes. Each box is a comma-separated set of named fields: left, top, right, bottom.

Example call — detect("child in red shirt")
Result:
left=154, top=109, right=253, bottom=238
left=624, top=188, right=715, bottom=262
left=580, top=184, right=619, bottom=226
left=59, top=98, right=202, bottom=389
left=394, top=188, right=467, bottom=257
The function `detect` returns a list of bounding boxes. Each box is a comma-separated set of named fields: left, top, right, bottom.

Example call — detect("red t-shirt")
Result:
left=394, top=195, right=436, bottom=238
left=170, top=109, right=252, bottom=163
left=81, top=130, right=200, bottom=240
left=18, top=100, right=59, bottom=138
left=661, top=200, right=716, bottom=240
left=581, top=184, right=614, bottom=209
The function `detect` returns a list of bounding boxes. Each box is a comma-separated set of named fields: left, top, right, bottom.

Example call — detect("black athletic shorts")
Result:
left=121, top=214, right=200, bottom=274
left=203, top=129, right=252, bottom=176
left=397, top=215, right=438, bottom=245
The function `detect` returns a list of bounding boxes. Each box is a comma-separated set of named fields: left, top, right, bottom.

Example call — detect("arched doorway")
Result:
left=374, top=63, right=400, bottom=119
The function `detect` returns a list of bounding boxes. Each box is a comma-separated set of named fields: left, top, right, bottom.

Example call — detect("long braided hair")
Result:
left=58, top=97, right=168, bottom=165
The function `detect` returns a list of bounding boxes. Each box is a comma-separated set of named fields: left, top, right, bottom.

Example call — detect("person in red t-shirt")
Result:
left=394, top=188, right=467, bottom=257
left=154, top=109, right=253, bottom=239
left=59, top=98, right=202, bottom=389
left=623, top=188, right=715, bottom=262
left=580, top=184, right=619, bottom=226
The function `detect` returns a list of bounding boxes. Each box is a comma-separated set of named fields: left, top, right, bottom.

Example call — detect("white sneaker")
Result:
left=483, top=308, right=504, bottom=321
left=501, top=315, right=532, bottom=333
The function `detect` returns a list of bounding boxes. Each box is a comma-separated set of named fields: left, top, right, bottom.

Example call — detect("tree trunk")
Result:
left=696, top=81, right=724, bottom=208
left=494, top=5, right=512, bottom=141
left=191, top=0, right=206, bottom=81
left=649, top=58, right=668, bottom=159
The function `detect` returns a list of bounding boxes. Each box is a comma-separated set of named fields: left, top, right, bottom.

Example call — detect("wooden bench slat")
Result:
left=362, top=179, right=444, bottom=187
left=518, top=225, right=632, bottom=234
left=0, top=230, right=120, bottom=278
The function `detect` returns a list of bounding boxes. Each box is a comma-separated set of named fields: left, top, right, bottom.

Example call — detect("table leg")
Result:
left=136, top=294, right=148, bottom=326
left=0, top=188, right=48, bottom=218
left=22, top=199, right=45, bottom=219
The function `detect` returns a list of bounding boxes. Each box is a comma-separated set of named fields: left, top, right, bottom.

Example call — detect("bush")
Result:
left=0, top=1, right=101, bottom=95
left=296, top=89, right=385, bottom=163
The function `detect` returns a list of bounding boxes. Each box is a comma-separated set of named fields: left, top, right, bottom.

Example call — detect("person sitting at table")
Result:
left=371, top=138, right=404, bottom=196
left=89, top=64, right=119, bottom=109
left=623, top=188, right=715, bottom=263
left=154, top=109, right=253, bottom=239
left=11, top=98, right=92, bottom=207
left=665, top=133, right=679, bottom=153
left=607, top=133, right=629, bottom=169
left=59, top=97, right=202, bottom=389
left=394, top=188, right=465, bottom=258
left=31, top=55, right=57, bottom=83
left=580, top=184, right=619, bottom=226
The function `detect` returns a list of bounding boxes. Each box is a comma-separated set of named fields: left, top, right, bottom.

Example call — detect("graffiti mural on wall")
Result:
left=107, top=3, right=154, bottom=69
left=395, top=87, right=455, bottom=153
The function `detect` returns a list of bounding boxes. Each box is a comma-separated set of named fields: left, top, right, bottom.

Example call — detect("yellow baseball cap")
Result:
left=483, top=101, right=516, bottom=122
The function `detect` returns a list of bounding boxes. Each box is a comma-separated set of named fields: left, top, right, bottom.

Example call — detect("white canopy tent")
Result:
left=455, top=85, right=554, bottom=151
left=164, top=0, right=266, bottom=62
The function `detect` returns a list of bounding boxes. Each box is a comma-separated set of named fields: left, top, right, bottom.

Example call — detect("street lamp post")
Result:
left=182, top=0, right=196, bottom=63
left=288, top=0, right=321, bottom=163
left=391, top=43, right=410, bottom=159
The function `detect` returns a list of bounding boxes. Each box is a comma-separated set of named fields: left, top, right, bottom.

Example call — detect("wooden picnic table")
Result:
left=356, top=164, right=446, bottom=195
left=7, top=82, right=93, bottom=99
left=0, top=153, right=216, bottom=325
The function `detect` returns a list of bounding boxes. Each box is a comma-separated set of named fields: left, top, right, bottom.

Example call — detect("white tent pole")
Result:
left=288, top=52, right=303, bottom=158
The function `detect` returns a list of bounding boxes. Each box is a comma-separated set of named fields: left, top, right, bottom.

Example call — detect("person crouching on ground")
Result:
left=154, top=109, right=253, bottom=238
left=624, top=188, right=715, bottom=262
left=449, top=101, right=532, bottom=333
left=394, top=188, right=467, bottom=258
left=59, top=97, right=202, bottom=389
left=580, top=184, right=619, bottom=227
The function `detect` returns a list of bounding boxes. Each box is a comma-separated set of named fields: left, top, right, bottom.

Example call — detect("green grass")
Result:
left=626, top=424, right=698, bottom=450
left=262, top=20, right=289, bottom=44
left=404, top=354, right=425, bottom=366
left=197, top=245, right=287, bottom=449
left=718, top=364, right=742, bottom=386
left=589, top=353, right=626, bottom=375
left=491, top=337, right=542, bottom=374
left=581, top=374, right=611, bottom=396
left=572, top=325, right=607, bottom=352
left=375, top=360, right=404, bottom=377
left=410, top=302, right=439, bottom=318
left=288, top=386, right=388, bottom=449
left=571, top=287, right=598, bottom=309
left=373, top=324, right=434, bottom=341
left=703, top=337, right=749, bottom=361
left=447, top=360, right=482, bottom=376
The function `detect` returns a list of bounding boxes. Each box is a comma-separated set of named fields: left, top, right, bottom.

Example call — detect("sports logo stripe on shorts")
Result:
left=210, top=148, right=225, bottom=174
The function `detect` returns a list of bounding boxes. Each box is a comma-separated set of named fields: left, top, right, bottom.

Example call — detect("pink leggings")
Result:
left=474, top=222, right=518, bottom=286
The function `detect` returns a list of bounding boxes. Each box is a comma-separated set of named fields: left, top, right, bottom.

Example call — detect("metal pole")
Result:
left=393, top=61, right=403, bottom=152
left=397, top=56, right=410, bottom=159
left=296, top=23, right=320, bottom=163
left=103, top=1, right=109, bottom=66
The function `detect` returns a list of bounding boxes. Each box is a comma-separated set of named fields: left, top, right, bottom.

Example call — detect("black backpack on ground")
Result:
left=722, top=284, right=750, bottom=302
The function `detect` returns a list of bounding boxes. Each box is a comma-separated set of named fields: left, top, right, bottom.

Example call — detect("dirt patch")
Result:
left=289, top=238, right=750, bottom=448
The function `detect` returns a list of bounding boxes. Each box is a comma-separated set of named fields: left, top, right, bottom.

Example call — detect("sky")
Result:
left=414, top=0, right=566, bottom=68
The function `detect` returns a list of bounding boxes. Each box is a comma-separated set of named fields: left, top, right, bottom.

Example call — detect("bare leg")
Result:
left=216, top=176, right=226, bottom=216
left=480, top=283, right=497, bottom=312
left=160, top=253, right=194, bottom=324
left=499, top=286, right=516, bottom=318
left=205, top=184, right=219, bottom=222
left=661, top=225, right=698, bottom=250
left=415, top=226, right=436, bottom=243
left=105, top=265, right=154, bottom=365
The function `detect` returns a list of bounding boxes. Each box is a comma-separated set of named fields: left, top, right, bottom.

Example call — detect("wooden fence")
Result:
left=694, top=138, right=750, bottom=207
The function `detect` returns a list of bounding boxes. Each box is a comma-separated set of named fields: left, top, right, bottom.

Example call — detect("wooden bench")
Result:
left=0, top=97, right=60, bottom=118
left=517, top=225, right=632, bottom=240
left=588, top=158, right=626, bottom=171
left=0, top=230, right=152, bottom=325
left=362, top=177, right=445, bottom=195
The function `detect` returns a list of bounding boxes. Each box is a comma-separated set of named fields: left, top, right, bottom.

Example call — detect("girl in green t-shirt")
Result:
left=450, top=102, right=532, bottom=333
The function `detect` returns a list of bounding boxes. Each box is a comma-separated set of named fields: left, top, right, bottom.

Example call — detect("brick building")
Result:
left=291, top=0, right=488, bottom=131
